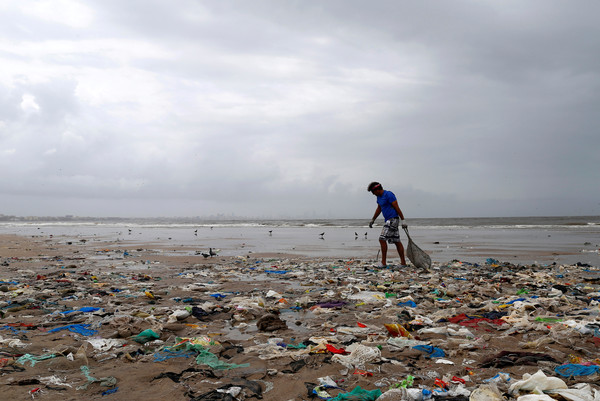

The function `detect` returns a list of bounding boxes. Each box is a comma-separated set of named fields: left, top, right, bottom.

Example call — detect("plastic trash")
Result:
left=329, top=386, right=382, bottom=401
left=554, top=364, right=600, bottom=377
left=166, top=337, right=250, bottom=370
left=16, top=353, right=57, bottom=367
left=311, top=376, right=341, bottom=399
left=101, top=387, right=119, bottom=396
left=469, top=384, right=503, bottom=400
left=76, top=366, right=117, bottom=390
left=60, top=307, right=101, bottom=314
left=387, top=337, right=430, bottom=349
left=331, top=343, right=381, bottom=369
left=48, top=324, right=98, bottom=336
left=38, top=376, right=73, bottom=388
left=509, top=370, right=567, bottom=395
left=266, top=290, right=282, bottom=298
left=153, top=348, right=196, bottom=362
left=547, top=383, right=600, bottom=400
left=515, top=395, right=554, bottom=401
left=412, top=345, right=445, bottom=358
left=87, top=339, right=126, bottom=352
left=194, top=348, right=249, bottom=370
left=384, top=323, right=413, bottom=338
left=313, top=385, right=338, bottom=399
left=347, top=291, right=388, bottom=304
left=380, top=388, right=432, bottom=401
left=377, top=389, right=408, bottom=400
left=483, top=372, right=511, bottom=384
left=132, top=329, right=160, bottom=344
left=0, top=336, right=29, bottom=348
left=168, top=309, right=190, bottom=323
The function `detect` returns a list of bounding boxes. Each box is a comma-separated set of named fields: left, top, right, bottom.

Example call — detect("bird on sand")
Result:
left=319, top=232, right=325, bottom=239
left=209, top=248, right=218, bottom=257
left=195, top=250, right=210, bottom=258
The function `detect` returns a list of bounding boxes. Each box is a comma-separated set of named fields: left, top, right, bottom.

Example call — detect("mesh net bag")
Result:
left=404, top=228, right=432, bottom=270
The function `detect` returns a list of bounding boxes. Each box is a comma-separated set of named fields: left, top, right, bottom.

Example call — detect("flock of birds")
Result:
left=317, top=231, right=368, bottom=240
left=195, top=230, right=366, bottom=256
left=321, top=231, right=368, bottom=239
left=122, top=227, right=368, bottom=259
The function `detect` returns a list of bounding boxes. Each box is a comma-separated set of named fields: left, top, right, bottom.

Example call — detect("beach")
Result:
left=1, top=219, right=600, bottom=400
left=1, top=216, right=599, bottom=265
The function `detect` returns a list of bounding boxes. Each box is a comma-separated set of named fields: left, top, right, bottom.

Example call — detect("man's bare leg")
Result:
left=379, top=240, right=388, bottom=265
left=395, top=242, right=407, bottom=265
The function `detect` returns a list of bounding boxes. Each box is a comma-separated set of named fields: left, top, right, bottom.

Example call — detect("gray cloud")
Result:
left=0, top=0, right=599, bottom=218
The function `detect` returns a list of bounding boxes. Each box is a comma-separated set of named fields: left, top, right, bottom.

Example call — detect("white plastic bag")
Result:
left=331, top=343, right=381, bottom=369
left=469, top=384, right=504, bottom=401
left=509, top=370, right=567, bottom=394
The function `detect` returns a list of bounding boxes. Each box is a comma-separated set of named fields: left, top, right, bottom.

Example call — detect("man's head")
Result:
left=367, top=182, right=383, bottom=196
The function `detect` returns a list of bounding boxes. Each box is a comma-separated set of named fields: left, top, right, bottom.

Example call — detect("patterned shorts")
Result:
left=379, top=217, right=401, bottom=243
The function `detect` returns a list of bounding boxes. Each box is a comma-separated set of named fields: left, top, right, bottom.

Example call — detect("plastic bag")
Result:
left=384, top=323, right=413, bottom=338
left=470, top=384, right=504, bottom=400
left=404, top=228, right=431, bottom=270
left=412, top=345, right=445, bottom=358
left=554, top=364, right=600, bottom=377
left=509, top=370, right=567, bottom=394
left=132, top=329, right=160, bottom=344
left=331, top=343, right=381, bottom=369
left=48, top=324, right=98, bottom=336
left=515, top=395, right=554, bottom=401
left=329, top=386, right=382, bottom=401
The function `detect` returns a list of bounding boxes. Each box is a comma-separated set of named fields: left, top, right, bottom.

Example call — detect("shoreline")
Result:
left=2, top=219, right=599, bottom=266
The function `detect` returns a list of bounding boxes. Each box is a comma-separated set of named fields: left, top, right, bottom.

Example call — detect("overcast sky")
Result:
left=1, top=1, right=599, bottom=219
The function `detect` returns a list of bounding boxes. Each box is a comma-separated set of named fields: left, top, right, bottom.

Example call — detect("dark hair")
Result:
left=367, top=182, right=382, bottom=192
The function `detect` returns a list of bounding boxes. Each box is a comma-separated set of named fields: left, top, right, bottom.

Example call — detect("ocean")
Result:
left=1, top=216, right=599, bottom=266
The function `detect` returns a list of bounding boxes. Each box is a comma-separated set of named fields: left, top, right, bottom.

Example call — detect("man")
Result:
left=367, top=182, right=408, bottom=268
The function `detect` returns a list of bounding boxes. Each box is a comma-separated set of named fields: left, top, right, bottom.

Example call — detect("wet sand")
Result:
left=2, top=233, right=600, bottom=400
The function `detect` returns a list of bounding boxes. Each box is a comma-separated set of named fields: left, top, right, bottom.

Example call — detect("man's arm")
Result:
left=392, top=201, right=407, bottom=228
left=369, top=206, right=381, bottom=227
left=391, top=201, right=404, bottom=220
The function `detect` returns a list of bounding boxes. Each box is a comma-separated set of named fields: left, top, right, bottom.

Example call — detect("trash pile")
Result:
left=1, top=236, right=600, bottom=400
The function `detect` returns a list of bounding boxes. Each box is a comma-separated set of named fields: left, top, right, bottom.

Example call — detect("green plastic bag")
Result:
left=169, top=338, right=250, bottom=370
left=330, top=386, right=382, bottom=401
left=195, top=348, right=249, bottom=370
left=132, top=329, right=160, bottom=344
left=16, top=353, right=56, bottom=367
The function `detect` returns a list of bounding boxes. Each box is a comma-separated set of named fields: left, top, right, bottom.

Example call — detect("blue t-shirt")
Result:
left=377, top=190, right=399, bottom=221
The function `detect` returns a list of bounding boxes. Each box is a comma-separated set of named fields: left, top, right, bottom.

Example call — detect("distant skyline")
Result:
left=1, top=1, right=599, bottom=219
left=1, top=213, right=598, bottom=223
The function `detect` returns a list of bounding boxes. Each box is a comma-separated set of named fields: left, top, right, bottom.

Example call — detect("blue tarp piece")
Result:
left=555, top=364, right=600, bottom=377
left=102, top=387, right=119, bottom=396
left=61, top=307, right=101, bottom=314
left=48, top=324, right=98, bottom=336
left=412, top=345, right=445, bottom=358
